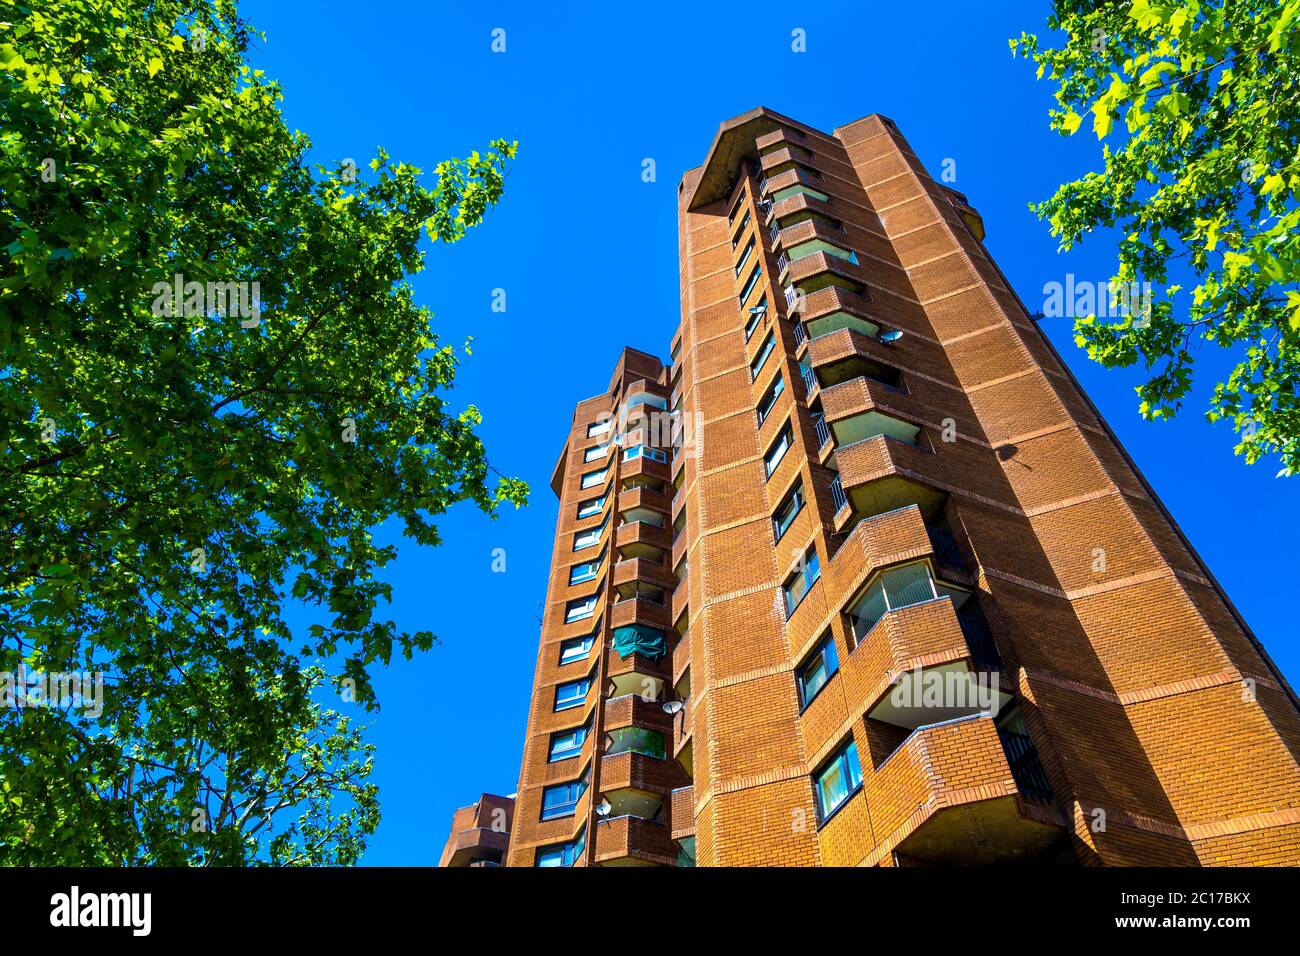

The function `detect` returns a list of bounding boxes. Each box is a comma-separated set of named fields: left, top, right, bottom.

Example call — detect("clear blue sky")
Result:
left=242, top=0, right=1299, bottom=865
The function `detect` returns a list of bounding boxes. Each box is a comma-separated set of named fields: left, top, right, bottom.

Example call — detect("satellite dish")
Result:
left=595, top=800, right=612, bottom=817
left=661, top=700, right=684, bottom=715
left=879, top=329, right=904, bottom=344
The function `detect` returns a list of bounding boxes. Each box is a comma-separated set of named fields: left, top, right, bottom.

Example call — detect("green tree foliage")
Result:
left=0, top=0, right=526, bottom=863
left=1013, top=0, right=1300, bottom=473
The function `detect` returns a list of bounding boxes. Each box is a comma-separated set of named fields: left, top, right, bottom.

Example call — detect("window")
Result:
left=744, top=296, right=767, bottom=342
left=559, top=634, right=595, bottom=666
left=727, top=189, right=747, bottom=225
left=764, top=423, right=793, bottom=478
left=734, top=237, right=754, bottom=276
left=730, top=211, right=750, bottom=248
left=782, top=545, right=821, bottom=617
left=572, top=521, right=605, bottom=550
left=584, top=444, right=608, bottom=463
left=772, top=481, right=805, bottom=541
left=565, top=595, right=597, bottom=623
left=587, top=418, right=611, bottom=438
left=757, top=374, right=785, bottom=425
left=813, top=740, right=862, bottom=822
left=536, top=824, right=587, bottom=867
left=739, top=264, right=762, bottom=304
left=797, top=635, right=839, bottom=709
left=750, top=331, right=775, bottom=382
left=569, top=556, right=601, bottom=585
left=847, top=562, right=941, bottom=642
left=576, top=495, right=605, bottom=519
left=554, top=677, right=591, bottom=711
left=580, top=468, right=607, bottom=489
left=548, top=723, right=589, bottom=761
left=540, top=773, right=588, bottom=821
left=623, top=445, right=667, bottom=463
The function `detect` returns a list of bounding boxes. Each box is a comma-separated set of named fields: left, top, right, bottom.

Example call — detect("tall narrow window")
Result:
left=757, top=374, right=785, bottom=425
left=797, top=634, right=839, bottom=709
left=813, top=740, right=862, bottom=822
left=764, top=422, right=793, bottom=478
left=750, top=332, right=776, bottom=382
left=782, top=545, right=820, bottom=616
left=739, top=264, right=762, bottom=305
left=772, top=481, right=805, bottom=541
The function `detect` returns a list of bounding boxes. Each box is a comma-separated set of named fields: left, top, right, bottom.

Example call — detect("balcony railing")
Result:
left=927, top=526, right=965, bottom=572
left=957, top=607, right=1001, bottom=668
left=784, top=286, right=799, bottom=310
left=999, top=730, right=1053, bottom=801
left=792, top=321, right=806, bottom=349
left=769, top=221, right=781, bottom=248
left=799, top=362, right=816, bottom=394
left=776, top=251, right=790, bottom=275
left=758, top=176, right=770, bottom=197
left=830, top=473, right=847, bottom=512
left=758, top=198, right=773, bottom=220
left=812, top=412, right=830, bottom=448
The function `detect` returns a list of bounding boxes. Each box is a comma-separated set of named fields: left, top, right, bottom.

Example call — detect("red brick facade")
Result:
left=503, top=108, right=1300, bottom=867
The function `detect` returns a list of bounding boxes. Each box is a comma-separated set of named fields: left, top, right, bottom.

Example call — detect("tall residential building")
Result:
left=438, top=793, right=514, bottom=867
left=503, top=108, right=1300, bottom=867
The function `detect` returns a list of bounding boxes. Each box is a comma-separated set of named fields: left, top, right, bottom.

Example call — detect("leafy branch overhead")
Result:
left=1012, top=0, right=1300, bottom=474
left=0, top=0, right=525, bottom=863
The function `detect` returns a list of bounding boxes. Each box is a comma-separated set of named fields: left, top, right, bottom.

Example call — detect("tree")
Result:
left=1012, top=0, right=1300, bottom=474
left=0, top=0, right=526, bottom=863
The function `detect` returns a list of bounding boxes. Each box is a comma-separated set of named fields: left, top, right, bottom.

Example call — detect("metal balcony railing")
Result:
left=927, top=526, right=965, bottom=572
left=769, top=222, right=782, bottom=248
left=784, top=286, right=799, bottom=310
left=957, top=607, right=1001, bottom=668
left=812, top=412, right=830, bottom=448
left=776, top=251, right=790, bottom=275
left=999, top=730, right=1053, bottom=801
left=830, top=474, right=847, bottom=513
left=792, top=321, right=806, bottom=349
left=800, top=363, right=817, bottom=394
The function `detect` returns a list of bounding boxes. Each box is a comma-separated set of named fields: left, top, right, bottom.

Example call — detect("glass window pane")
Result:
left=882, top=563, right=934, bottom=609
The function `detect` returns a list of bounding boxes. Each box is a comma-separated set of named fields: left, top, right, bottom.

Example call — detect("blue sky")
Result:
left=241, top=0, right=1299, bottom=865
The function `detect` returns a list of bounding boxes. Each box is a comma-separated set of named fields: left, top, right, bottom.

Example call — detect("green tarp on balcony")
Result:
left=612, top=624, right=666, bottom=662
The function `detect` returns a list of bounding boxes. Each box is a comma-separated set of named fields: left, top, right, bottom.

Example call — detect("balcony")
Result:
left=602, top=694, right=673, bottom=735
left=441, top=826, right=510, bottom=868
left=864, top=714, right=1063, bottom=865
left=761, top=167, right=829, bottom=205
left=615, top=520, right=670, bottom=558
left=832, top=434, right=947, bottom=533
left=612, top=556, right=675, bottom=592
left=852, top=593, right=1009, bottom=730
left=592, top=815, right=678, bottom=867
left=754, top=126, right=808, bottom=153
left=786, top=250, right=867, bottom=298
left=620, top=451, right=670, bottom=486
left=610, top=595, right=671, bottom=635
left=768, top=190, right=838, bottom=229
left=793, top=285, right=877, bottom=327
